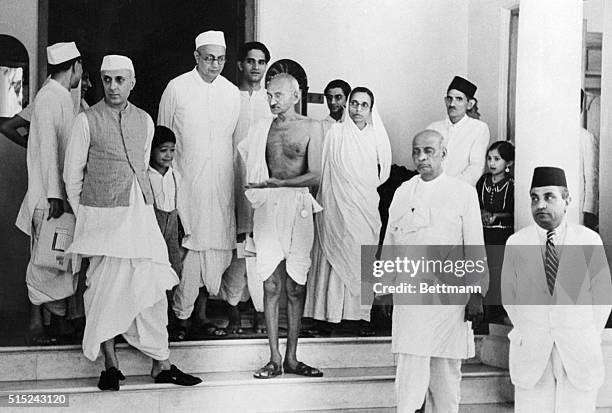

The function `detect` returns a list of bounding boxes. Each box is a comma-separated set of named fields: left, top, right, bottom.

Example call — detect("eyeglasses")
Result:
left=349, top=100, right=370, bottom=110
left=199, top=54, right=226, bottom=65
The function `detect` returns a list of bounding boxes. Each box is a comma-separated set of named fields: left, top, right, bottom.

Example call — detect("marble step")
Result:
left=0, top=364, right=511, bottom=413
left=0, top=336, right=483, bottom=382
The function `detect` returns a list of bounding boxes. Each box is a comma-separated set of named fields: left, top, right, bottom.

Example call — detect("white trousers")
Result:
left=515, top=346, right=598, bottom=413
left=173, top=249, right=232, bottom=320
left=395, top=353, right=462, bottom=413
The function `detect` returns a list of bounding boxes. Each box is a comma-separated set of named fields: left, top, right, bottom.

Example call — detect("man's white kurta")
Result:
left=426, top=115, right=490, bottom=186
left=158, top=68, right=240, bottom=251
left=15, top=79, right=77, bottom=306
left=384, top=173, right=486, bottom=358
left=64, top=109, right=178, bottom=361
left=321, top=114, right=343, bottom=137
left=16, top=79, right=75, bottom=235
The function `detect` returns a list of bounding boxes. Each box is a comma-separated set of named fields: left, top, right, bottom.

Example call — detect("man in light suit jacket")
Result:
left=502, top=166, right=612, bottom=413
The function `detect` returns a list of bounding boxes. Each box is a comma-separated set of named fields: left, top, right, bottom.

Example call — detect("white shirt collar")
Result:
left=446, top=114, right=469, bottom=128
left=148, top=165, right=174, bottom=177
left=536, top=216, right=568, bottom=245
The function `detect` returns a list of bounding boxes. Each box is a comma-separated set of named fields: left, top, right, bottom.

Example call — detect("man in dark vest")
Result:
left=63, top=54, right=201, bottom=391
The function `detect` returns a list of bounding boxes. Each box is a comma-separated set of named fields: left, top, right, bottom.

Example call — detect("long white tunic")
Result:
left=16, top=79, right=75, bottom=235
left=426, top=115, right=490, bottom=186
left=158, top=69, right=240, bottom=251
left=384, top=173, right=486, bottom=358
left=233, top=87, right=272, bottom=234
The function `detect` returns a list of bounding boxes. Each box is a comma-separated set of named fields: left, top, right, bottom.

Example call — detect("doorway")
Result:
left=47, top=0, right=252, bottom=118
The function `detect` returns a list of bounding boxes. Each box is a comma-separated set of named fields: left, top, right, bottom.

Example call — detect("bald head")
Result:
left=414, top=129, right=444, bottom=148
left=412, top=129, right=446, bottom=181
left=267, top=73, right=300, bottom=116
left=268, top=73, right=299, bottom=95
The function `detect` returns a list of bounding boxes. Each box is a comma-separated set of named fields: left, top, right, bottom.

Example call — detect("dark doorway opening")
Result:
left=47, top=0, right=251, bottom=118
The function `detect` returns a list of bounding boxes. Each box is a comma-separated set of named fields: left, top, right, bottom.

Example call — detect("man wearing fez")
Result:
left=502, top=167, right=612, bottom=412
left=427, top=76, right=490, bottom=186
left=16, top=42, right=82, bottom=345
left=158, top=30, right=241, bottom=339
left=64, top=55, right=201, bottom=390
left=383, top=129, right=486, bottom=412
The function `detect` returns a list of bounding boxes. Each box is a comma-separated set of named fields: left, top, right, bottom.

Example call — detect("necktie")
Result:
left=545, top=230, right=558, bottom=295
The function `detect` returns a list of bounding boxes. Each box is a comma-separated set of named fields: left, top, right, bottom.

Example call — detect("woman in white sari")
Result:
left=304, top=87, right=391, bottom=334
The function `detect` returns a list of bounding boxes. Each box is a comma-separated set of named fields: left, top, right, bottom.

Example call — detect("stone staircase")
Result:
left=0, top=336, right=518, bottom=412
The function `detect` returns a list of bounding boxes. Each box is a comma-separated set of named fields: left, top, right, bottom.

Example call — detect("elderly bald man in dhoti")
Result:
left=239, top=73, right=324, bottom=379
left=304, top=86, right=391, bottom=335
left=64, top=55, right=201, bottom=390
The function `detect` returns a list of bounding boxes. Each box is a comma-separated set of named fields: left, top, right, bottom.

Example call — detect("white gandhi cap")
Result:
left=47, top=42, right=80, bottom=65
left=101, top=55, right=135, bottom=74
left=195, top=30, right=226, bottom=49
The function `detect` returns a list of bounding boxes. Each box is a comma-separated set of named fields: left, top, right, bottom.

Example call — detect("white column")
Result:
left=514, top=0, right=582, bottom=229
left=600, top=1, right=612, bottom=253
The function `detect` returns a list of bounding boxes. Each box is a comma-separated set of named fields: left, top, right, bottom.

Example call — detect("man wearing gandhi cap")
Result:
left=502, top=166, right=612, bottom=412
left=15, top=41, right=82, bottom=345
left=64, top=54, right=201, bottom=390
left=159, top=30, right=240, bottom=339
left=426, top=76, right=490, bottom=186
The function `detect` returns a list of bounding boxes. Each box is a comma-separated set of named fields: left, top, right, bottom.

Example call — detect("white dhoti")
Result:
left=252, top=187, right=320, bottom=284
left=26, top=208, right=77, bottom=313
left=216, top=236, right=263, bottom=312
left=238, top=119, right=321, bottom=285
left=83, top=256, right=175, bottom=361
left=172, top=248, right=232, bottom=320
left=514, top=345, right=598, bottom=413
left=217, top=250, right=262, bottom=311
left=218, top=251, right=250, bottom=306
left=66, top=178, right=179, bottom=361
left=395, top=353, right=462, bottom=413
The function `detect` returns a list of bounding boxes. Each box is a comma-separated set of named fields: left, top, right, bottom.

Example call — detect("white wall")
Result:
left=584, top=0, right=604, bottom=32
left=468, top=0, right=605, bottom=144
left=257, top=0, right=469, bottom=167
left=467, top=0, right=519, bottom=142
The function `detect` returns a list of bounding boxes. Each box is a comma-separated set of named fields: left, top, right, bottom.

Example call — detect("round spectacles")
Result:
left=200, top=54, right=226, bottom=65
left=349, top=101, right=370, bottom=110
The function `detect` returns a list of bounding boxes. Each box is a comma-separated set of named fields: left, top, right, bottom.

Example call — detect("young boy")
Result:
left=148, top=125, right=183, bottom=278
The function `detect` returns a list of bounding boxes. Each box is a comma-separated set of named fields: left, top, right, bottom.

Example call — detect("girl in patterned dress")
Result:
left=476, top=140, right=514, bottom=323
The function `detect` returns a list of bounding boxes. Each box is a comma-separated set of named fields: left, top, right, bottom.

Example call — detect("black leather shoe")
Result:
left=97, top=367, right=126, bottom=391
